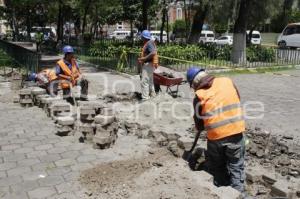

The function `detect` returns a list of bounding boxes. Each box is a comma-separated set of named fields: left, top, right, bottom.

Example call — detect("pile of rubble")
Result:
left=246, top=128, right=300, bottom=178
left=100, top=92, right=141, bottom=103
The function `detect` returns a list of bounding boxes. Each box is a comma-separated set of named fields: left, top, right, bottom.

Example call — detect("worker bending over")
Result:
left=29, top=68, right=58, bottom=96
left=187, top=67, right=246, bottom=193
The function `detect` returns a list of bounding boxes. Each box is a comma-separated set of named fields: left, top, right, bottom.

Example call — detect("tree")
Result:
left=231, top=0, right=250, bottom=64
left=187, top=0, right=210, bottom=43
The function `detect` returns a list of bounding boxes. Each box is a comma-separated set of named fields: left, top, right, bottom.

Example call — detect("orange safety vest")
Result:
left=141, top=40, right=159, bottom=68
left=195, top=77, right=245, bottom=140
left=41, top=69, right=57, bottom=82
left=57, top=59, right=80, bottom=89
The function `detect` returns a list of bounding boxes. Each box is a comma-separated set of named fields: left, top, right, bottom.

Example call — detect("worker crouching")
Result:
left=187, top=67, right=246, bottom=193
left=56, top=45, right=89, bottom=104
left=29, top=69, right=58, bottom=96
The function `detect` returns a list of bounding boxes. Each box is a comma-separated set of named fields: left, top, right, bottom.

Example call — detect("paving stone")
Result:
left=47, top=167, right=71, bottom=176
left=214, top=186, right=241, bottom=199
left=10, top=180, right=39, bottom=193
left=34, top=144, right=54, bottom=151
left=1, top=144, right=21, bottom=151
left=53, top=141, right=72, bottom=148
left=28, top=186, right=57, bottom=199
left=3, top=153, right=26, bottom=162
left=14, top=147, right=34, bottom=154
left=60, top=151, right=80, bottom=159
left=22, top=171, right=48, bottom=181
left=270, top=180, right=297, bottom=198
left=94, top=115, right=115, bottom=125
left=26, top=151, right=48, bottom=158
left=39, top=154, right=62, bottom=163
left=31, top=162, right=56, bottom=171
left=47, top=147, right=67, bottom=154
left=31, top=135, right=47, bottom=141
left=262, top=173, right=277, bottom=185
left=9, top=138, right=28, bottom=144
left=2, top=191, right=29, bottom=199
left=0, top=162, right=17, bottom=171
left=18, top=158, right=41, bottom=167
left=0, top=176, right=23, bottom=186
left=67, top=143, right=85, bottom=151
left=76, top=155, right=97, bottom=163
left=46, top=192, right=77, bottom=199
left=38, top=175, right=65, bottom=187
left=0, top=186, right=10, bottom=198
left=63, top=171, right=80, bottom=182
left=55, top=182, right=73, bottom=194
left=22, top=141, right=42, bottom=148
left=70, top=162, right=93, bottom=171
left=7, top=166, right=31, bottom=177
left=56, top=116, right=75, bottom=126
left=55, top=158, right=75, bottom=167
left=31, top=87, right=46, bottom=95
left=43, top=138, right=62, bottom=145
left=0, top=171, right=7, bottom=178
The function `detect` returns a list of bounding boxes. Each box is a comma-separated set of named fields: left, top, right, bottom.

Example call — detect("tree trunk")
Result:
left=82, top=0, right=92, bottom=35
left=183, top=0, right=189, bottom=40
left=57, top=0, right=64, bottom=43
left=187, top=4, right=209, bottom=44
left=142, top=0, right=148, bottom=30
left=11, top=7, right=19, bottom=41
left=231, top=0, right=249, bottom=64
left=26, top=7, right=31, bottom=41
left=74, top=15, right=81, bottom=40
left=160, top=2, right=166, bottom=43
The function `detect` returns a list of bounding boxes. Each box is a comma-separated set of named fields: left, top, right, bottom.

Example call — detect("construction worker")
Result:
left=28, top=69, right=58, bottom=96
left=56, top=45, right=88, bottom=104
left=187, top=67, right=246, bottom=193
left=138, top=30, right=159, bottom=100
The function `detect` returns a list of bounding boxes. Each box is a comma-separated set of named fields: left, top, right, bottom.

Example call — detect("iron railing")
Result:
left=0, top=40, right=41, bottom=73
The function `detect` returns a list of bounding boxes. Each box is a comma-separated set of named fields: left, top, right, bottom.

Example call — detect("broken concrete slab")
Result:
left=270, top=180, right=297, bottom=198
left=19, top=88, right=32, bottom=96
left=79, top=123, right=95, bottom=133
left=80, top=107, right=96, bottom=115
left=246, top=167, right=264, bottom=183
left=31, top=87, right=46, bottom=96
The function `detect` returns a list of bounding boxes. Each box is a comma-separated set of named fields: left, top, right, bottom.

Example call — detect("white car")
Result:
left=277, top=23, right=300, bottom=49
left=214, top=36, right=233, bottom=45
left=109, top=30, right=131, bottom=40
left=247, top=30, right=261, bottom=45
left=199, top=30, right=215, bottom=44
left=150, top=31, right=167, bottom=43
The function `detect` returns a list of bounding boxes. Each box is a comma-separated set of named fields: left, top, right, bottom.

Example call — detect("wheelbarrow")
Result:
left=153, top=72, right=186, bottom=97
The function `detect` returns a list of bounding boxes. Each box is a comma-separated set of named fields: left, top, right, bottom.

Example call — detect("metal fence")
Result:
left=0, top=39, right=41, bottom=73
left=76, top=42, right=300, bottom=74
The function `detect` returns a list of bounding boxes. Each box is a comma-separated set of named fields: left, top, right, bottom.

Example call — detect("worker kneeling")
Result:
left=187, top=67, right=246, bottom=193
left=29, top=69, right=58, bottom=96
left=56, top=45, right=88, bottom=104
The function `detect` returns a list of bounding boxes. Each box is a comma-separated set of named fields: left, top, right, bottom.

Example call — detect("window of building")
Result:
left=176, top=8, right=182, bottom=20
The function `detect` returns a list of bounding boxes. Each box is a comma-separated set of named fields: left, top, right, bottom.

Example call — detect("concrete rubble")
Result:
left=31, top=87, right=46, bottom=105
left=56, top=116, right=75, bottom=136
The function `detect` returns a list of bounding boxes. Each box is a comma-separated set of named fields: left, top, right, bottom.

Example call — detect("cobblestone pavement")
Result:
left=0, top=101, right=151, bottom=199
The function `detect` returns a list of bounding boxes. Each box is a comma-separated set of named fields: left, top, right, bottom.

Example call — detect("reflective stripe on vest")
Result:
left=196, top=77, right=245, bottom=140
left=141, top=41, right=159, bottom=67
left=57, top=59, right=80, bottom=89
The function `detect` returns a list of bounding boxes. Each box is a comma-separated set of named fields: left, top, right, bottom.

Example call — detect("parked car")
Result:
left=214, top=35, right=233, bottom=45
left=30, top=26, right=56, bottom=41
left=246, top=30, right=261, bottom=45
left=277, top=23, right=300, bottom=49
left=109, top=30, right=132, bottom=40
left=150, top=31, right=167, bottom=43
left=199, top=30, right=215, bottom=44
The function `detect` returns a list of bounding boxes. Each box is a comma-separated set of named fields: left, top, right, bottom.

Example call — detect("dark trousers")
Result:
left=207, top=133, right=245, bottom=192
left=63, top=79, right=89, bottom=104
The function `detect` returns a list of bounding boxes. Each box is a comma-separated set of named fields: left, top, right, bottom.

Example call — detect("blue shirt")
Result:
left=56, top=59, right=79, bottom=75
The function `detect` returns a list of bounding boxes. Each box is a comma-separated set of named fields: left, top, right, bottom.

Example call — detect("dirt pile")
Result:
left=101, top=92, right=141, bottom=103
left=246, top=128, right=300, bottom=178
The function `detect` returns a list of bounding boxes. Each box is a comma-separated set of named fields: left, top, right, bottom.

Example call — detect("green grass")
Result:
left=261, top=33, right=280, bottom=46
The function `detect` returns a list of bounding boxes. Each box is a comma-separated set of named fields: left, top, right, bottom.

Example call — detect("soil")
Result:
left=79, top=147, right=219, bottom=199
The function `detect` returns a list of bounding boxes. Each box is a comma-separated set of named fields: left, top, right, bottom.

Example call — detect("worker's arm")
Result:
left=193, top=96, right=205, bottom=132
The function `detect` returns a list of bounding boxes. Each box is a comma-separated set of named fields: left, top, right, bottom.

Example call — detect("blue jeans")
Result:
left=207, top=133, right=245, bottom=192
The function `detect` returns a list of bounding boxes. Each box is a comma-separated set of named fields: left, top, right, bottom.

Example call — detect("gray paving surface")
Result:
left=0, top=101, right=151, bottom=199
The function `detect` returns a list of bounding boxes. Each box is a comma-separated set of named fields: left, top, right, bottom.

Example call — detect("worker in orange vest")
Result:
left=138, top=30, right=159, bottom=100
left=28, top=69, right=58, bottom=96
left=187, top=67, right=246, bottom=193
left=56, top=45, right=88, bottom=104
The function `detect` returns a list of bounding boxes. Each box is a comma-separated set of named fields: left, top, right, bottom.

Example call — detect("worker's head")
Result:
left=141, top=30, right=151, bottom=42
left=63, top=45, right=75, bottom=62
left=186, top=67, right=207, bottom=89
left=28, top=72, right=37, bottom=82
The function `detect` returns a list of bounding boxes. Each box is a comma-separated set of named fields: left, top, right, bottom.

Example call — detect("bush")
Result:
left=246, top=45, right=276, bottom=62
